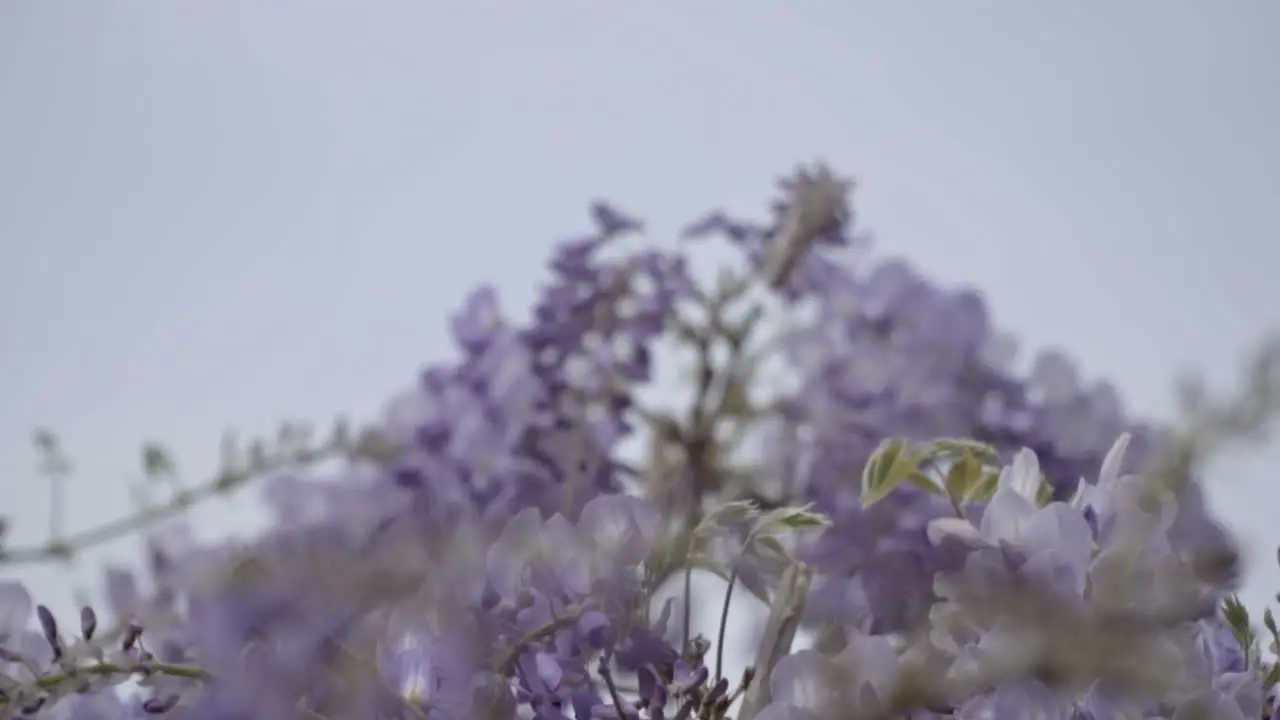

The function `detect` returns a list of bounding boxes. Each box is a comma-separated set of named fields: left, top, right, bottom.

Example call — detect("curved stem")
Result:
left=0, top=443, right=351, bottom=566
left=34, top=660, right=211, bottom=691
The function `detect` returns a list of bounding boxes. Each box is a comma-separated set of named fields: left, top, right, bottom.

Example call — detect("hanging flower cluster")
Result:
left=2, top=164, right=1274, bottom=720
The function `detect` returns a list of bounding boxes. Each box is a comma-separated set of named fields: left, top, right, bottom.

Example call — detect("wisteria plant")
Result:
left=4, top=164, right=1280, bottom=720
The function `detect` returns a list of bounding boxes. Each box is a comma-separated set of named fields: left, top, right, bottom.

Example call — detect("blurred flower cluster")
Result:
left=3, top=164, right=1279, bottom=719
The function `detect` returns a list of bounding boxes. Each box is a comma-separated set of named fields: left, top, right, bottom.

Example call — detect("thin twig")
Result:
left=737, top=562, right=811, bottom=720
left=713, top=566, right=739, bottom=684
left=494, top=613, right=582, bottom=676
left=0, top=443, right=352, bottom=566
left=35, top=660, right=211, bottom=689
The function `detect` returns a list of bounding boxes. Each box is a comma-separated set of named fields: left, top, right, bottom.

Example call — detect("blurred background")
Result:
left=1, top=1, right=1277, bottom=676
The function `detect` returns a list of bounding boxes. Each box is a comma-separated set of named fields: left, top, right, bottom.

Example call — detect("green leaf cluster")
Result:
left=860, top=437, right=1002, bottom=509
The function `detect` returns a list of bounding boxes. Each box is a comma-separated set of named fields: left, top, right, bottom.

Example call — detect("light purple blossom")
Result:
left=6, top=166, right=1274, bottom=720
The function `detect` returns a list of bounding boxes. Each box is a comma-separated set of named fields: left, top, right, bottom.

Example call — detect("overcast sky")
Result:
left=1, top=2, right=1278, bottom=666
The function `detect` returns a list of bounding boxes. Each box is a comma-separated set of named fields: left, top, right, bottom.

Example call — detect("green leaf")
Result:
left=697, top=499, right=762, bottom=538
left=753, top=505, right=830, bottom=551
left=1264, top=662, right=1280, bottom=690
left=966, top=468, right=1003, bottom=502
left=1223, top=594, right=1250, bottom=631
left=1222, top=594, right=1255, bottom=668
left=944, top=453, right=983, bottom=500
left=1035, top=481, right=1055, bottom=508
left=904, top=471, right=946, bottom=496
left=754, top=534, right=791, bottom=561
left=860, top=438, right=921, bottom=508
left=772, top=506, right=830, bottom=530
left=929, top=438, right=1001, bottom=463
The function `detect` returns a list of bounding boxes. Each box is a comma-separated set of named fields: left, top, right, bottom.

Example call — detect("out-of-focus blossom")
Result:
left=26, top=166, right=1273, bottom=720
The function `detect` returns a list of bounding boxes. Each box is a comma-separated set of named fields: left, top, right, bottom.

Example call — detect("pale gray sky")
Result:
left=1, top=2, right=1278, bottom=654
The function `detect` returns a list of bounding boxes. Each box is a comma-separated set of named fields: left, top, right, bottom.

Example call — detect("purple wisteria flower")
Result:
left=748, top=438, right=1257, bottom=719
left=15, top=165, right=1276, bottom=720
left=0, top=580, right=195, bottom=719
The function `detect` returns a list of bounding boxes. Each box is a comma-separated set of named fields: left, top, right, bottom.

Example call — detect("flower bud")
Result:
left=79, top=605, right=98, bottom=641
left=36, top=604, right=61, bottom=660
left=122, top=620, right=144, bottom=652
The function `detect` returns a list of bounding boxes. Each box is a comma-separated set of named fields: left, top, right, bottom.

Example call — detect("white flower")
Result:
left=0, top=581, right=31, bottom=642
left=1068, top=433, right=1130, bottom=513
left=926, top=448, right=1044, bottom=547
left=928, top=448, right=1093, bottom=595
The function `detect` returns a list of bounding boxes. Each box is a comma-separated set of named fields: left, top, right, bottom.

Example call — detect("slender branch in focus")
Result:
left=713, top=565, right=739, bottom=684
left=34, top=660, right=212, bottom=690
